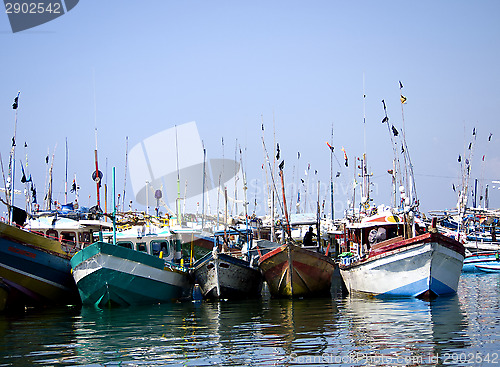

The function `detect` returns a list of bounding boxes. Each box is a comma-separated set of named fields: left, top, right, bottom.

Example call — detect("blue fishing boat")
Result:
left=462, top=252, right=500, bottom=272
left=0, top=212, right=110, bottom=311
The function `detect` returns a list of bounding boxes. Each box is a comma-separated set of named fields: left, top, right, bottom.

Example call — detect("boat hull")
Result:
left=258, top=243, right=336, bottom=297
left=0, top=221, right=79, bottom=311
left=340, top=233, right=465, bottom=298
left=193, top=252, right=262, bottom=300
left=70, top=242, right=191, bottom=308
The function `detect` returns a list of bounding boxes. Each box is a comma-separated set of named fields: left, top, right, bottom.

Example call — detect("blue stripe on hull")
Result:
left=380, top=277, right=455, bottom=297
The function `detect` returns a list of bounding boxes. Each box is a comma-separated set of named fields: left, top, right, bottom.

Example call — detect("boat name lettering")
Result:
left=8, top=246, right=36, bottom=259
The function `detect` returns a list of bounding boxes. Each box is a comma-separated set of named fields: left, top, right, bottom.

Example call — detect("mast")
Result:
left=122, top=136, right=128, bottom=212
left=175, top=125, right=181, bottom=225
left=8, top=92, right=20, bottom=223
left=64, top=138, right=68, bottom=204
left=329, top=124, right=334, bottom=221
left=201, top=142, right=206, bottom=230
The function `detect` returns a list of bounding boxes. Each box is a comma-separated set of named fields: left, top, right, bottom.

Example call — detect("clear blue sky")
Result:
left=1, top=0, right=499, bottom=218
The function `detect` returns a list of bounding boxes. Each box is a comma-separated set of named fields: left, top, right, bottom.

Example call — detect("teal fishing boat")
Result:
left=70, top=241, right=192, bottom=308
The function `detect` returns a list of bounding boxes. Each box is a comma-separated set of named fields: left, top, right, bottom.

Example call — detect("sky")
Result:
left=1, top=0, right=499, bottom=220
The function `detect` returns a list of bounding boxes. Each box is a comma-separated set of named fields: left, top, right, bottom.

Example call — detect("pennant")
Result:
left=341, top=147, right=348, bottom=167
left=278, top=160, right=284, bottom=171
left=19, top=161, right=32, bottom=183
left=382, top=99, right=387, bottom=109
left=12, top=92, right=20, bottom=109
left=399, top=81, right=403, bottom=89
left=472, top=128, right=476, bottom=136
left=300, top=179, right=304, bottom=184
left=326, top=142, right=334, bottom=152
left=452, top=184, right=456, bottom=192
left=70, top=179, right=79, bottom=193
left=336, top=171, right=340, bottom=177
left=391, top=125, right=399, bottom=136
left=31, top=185, right=37, bottom=204
left=400, top=95, right=407, bottom=104
left=458, top=155, right=461, bottom=163
left=489, top=133, right=492, bottom=141
left=45, top=155, right=49, bottom=164
left=297, top=152, right=300, bottom=159
left=382, top=116, right=389, bottom=123
left=276, top=143, right=280, bottom=161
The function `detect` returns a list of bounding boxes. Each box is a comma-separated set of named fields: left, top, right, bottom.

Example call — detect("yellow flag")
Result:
left=400, top=95, right=407, bottom=104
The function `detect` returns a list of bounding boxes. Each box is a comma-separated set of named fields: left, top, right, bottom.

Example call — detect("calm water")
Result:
left=1, top=273, right=499, bottom=367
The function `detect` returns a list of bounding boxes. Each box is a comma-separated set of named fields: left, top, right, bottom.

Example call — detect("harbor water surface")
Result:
left=1, top=272, right=499, bottom=366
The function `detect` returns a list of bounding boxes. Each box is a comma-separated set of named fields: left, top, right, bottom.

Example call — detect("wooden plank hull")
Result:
left=193, top=252, right=262, bottom=300
left=340, top=232, right=465, bottom=298
left=71, top=242, right=192, bottom=308
left=258, top=243, right=336, bottom=297
left=0, top=222, right=79, bottom=311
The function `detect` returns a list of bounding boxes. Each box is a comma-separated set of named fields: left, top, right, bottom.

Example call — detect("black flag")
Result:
left=12, top=92, right=19, bottom=109
left=391, top=125, right=399, bottom=136
left=276, top=143, right=280, bottom=161
left=279, top=160, right=284, bottom=171
left=382, top=116, right=389, bottom=123
left=458, top=155, right=461, bottom=163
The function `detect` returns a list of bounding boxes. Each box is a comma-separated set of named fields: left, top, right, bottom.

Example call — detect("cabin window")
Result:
left=46, top=229, right=58, bottom=241
left=61, top=231, right=77, bottom=245
left=117, top=241, right=133, bottom=249
left=137, top=242, right=147, bottom=253
left=152, top=240, right=169, bottom=258
left=79, top=232, right=92, bottom=246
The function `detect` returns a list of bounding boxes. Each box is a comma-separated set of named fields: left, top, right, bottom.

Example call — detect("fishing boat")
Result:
left=70, top=231, right=192, bottom=308
left=258, top=242, right=336, bottom=297
left=339, top=210, right=465, bottom=298
left=340, top=91, right=465, bottom=298
left=462, top=252, right=500, bottom=272
left=0, top=210, right=109, bottom=311
left=192, top=228, right=263, bottom=300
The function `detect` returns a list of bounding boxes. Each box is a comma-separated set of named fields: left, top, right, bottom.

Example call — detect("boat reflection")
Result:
left=342, top=294, right=469, bottom=361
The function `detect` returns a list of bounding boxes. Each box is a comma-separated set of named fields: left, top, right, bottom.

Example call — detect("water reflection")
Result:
left=0, top=306, right=80, bottom=366
left=1, top=274, right=498, bottom=366
left=339, top=294, right=469, bottom=365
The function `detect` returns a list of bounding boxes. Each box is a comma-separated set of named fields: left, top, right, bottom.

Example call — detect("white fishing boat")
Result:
left=339, top=210, right=465, bottom=298
left=339, top=91, right=464, bottom=298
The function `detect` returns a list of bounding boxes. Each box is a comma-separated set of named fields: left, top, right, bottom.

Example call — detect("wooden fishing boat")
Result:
left=462, top=252, right=500, bottom=272
left=339, top=211, right=465, bottom=298
left=0, top=213, right=110, bottom=311
left=70, top=239, right=192, bottom=308
left=192, top=229, right=263, bottom=300
left=258, top=242, right=336, bottom=298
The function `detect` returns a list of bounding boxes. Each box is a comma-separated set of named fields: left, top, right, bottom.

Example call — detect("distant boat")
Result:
left=462, top=252, right=500, bottom=272
left=71, top=238, right=192, bottom=308
left=0, top=212, right=109, bottom=311
left=192, top=229, right=263, bottom=300
left=339, top=210, right=465, bottom=298
left=258, top=242, right=336, bottom=298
